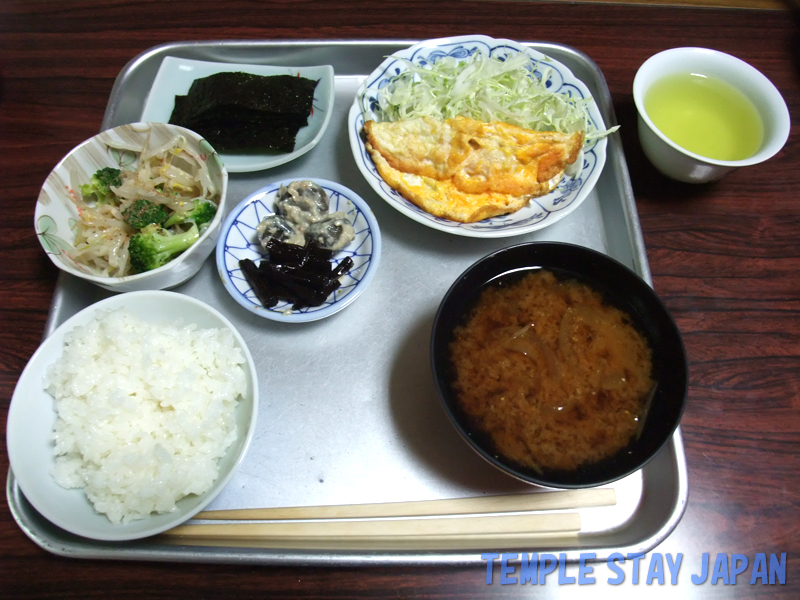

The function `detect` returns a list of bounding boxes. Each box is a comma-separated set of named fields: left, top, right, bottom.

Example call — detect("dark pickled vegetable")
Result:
left=239, top=239, right=354, bottom=310
left=240, top=258, right=279, bottom=308
left=263, top=237, right=333, bottom=272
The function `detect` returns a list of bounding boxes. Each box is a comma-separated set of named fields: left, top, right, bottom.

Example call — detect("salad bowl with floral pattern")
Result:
left=349, top=35, right=612, bottom=239
left=35, top=122, right=228, bottom=292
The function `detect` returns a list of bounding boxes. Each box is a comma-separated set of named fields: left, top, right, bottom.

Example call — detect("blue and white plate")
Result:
left=142, top=57, right=335, bottom=173
left=348, top=35, right=609, bottom=238
left=216, top=179, right=381, bottom=323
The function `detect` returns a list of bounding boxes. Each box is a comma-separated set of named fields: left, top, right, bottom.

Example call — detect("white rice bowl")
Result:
left=46, top=309, right=245, bottom=524
left=6, top=291, right=258, bottom=541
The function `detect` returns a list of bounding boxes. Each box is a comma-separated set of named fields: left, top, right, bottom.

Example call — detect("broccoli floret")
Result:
left=128, top=223, right=200, bottom=273
left=79, top=167, right=122, bottom=203
left=163, top=199, right=218, bottom=228
left=122, top=199, right=170, bottom=229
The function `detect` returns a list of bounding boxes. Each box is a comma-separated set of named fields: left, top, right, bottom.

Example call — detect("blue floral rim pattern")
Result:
left=215, top=179, right=381, bottom=323
left=349, top=35, right=609, bottom=238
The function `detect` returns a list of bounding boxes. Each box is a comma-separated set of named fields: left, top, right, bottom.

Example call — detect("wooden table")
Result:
left=1, top=1, right=797, bottom=597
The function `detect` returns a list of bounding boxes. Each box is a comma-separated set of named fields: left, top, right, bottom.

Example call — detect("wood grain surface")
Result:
left=1, top=1, right=798, bottom=598
left=498, top=0, right=790, bottom=10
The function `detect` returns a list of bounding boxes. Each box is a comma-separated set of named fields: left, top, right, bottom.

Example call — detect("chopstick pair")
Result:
left=161, top=488, right=616, bottom=543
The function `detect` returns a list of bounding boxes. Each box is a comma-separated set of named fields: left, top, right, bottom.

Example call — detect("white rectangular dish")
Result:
left=140, top=57, right=335, bottom=172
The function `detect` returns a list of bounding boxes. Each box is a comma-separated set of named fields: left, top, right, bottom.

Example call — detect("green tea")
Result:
left=644, top=72, right=763, bottom=161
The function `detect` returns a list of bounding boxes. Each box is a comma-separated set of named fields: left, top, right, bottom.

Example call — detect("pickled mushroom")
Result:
left=275, top=180, right=329, bottom=226
left=256, top=214, right=305, bottom=247
left=257, top=180, right=355, bottom=252
left=305, top=213, right=355, bottom=251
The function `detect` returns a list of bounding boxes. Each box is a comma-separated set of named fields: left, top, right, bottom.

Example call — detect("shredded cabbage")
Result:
left=366, top=51, right=617, bottom=141
left=69, top=133, right=219, bottom=277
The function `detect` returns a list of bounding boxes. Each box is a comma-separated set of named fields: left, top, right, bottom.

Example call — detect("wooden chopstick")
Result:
left=194, top=488, right=616, bottom=521
left=162, top=489, right=614, bottom=548
left=163, top=512, right=582, bottom=540
left=161, top=531, right=582, bottom=551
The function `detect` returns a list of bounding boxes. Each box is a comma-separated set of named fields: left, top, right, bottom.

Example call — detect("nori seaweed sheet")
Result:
left=169, top=72, right=319, bottom=153
left=178, top=107, right=309, bottom=153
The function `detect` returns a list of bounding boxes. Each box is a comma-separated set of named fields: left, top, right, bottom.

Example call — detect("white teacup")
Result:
left=633, top=47, right=790, bottom=183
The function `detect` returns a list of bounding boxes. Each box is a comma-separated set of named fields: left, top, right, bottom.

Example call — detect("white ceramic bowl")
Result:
left=633, top=47, right=790, bottom=183
left=216, top=178, right=381, bottom=323
left=349, top=34, right=611, bottom=238
left=141, top=58, right=335, bottom=173
left=6, top=291, right=259, bottom=541
left=35, top=122, right=229, bottom=292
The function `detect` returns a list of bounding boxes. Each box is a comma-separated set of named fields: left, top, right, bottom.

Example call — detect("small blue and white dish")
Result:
left=348, top=35, right=611, bottom=239
left=216, top=178, right=381, bottom=323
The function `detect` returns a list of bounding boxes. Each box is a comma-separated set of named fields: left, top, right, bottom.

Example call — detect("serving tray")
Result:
left=6, top=39, right=687, bottom=566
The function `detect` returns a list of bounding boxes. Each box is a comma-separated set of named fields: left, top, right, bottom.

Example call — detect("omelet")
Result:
left=364, top=117, right=584, bottom=223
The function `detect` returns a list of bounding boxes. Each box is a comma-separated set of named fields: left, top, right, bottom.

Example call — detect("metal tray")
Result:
left=7, top=39, right=688, bottom=566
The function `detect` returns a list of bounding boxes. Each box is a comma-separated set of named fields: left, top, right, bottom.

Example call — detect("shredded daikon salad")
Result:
left=68, top=133, right=219, bottom=277
left=365, top=50, right=618, bottom=141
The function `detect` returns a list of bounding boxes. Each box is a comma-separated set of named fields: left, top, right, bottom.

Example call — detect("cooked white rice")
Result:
left=44, top=308, right=246, bottom=524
